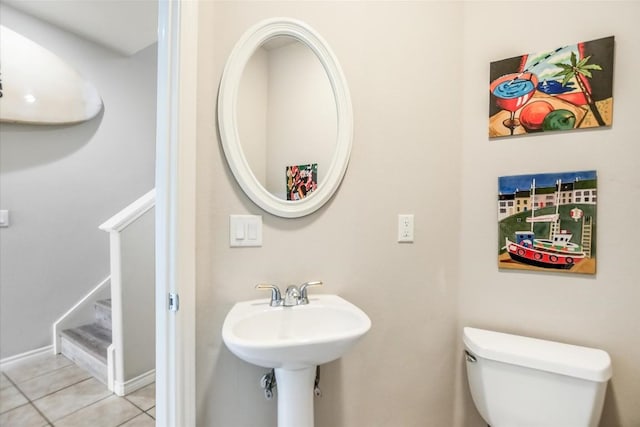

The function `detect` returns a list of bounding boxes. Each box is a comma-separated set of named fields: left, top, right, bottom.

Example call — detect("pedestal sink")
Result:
left=222, top=294, right=371, bottom=427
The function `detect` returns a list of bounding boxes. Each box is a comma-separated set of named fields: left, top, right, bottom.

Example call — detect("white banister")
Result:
left=99, top=189, right=156, bottom=232
left=100, top=189, right=156, bottom=395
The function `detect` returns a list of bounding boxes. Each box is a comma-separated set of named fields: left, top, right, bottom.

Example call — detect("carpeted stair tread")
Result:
left=95, top=299, right=111, bottom=309
left=61, top=323, right=111, bottom=363
left=94, top=299, right=112, bottom=331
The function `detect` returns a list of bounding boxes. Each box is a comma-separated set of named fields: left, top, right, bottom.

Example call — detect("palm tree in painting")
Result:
left=554, top=52, right=605, bottom=126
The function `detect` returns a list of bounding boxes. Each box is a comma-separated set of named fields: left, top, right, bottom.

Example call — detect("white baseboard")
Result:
left=0, top=345, right=54, bottom=370
left=113, top=369, right=155, bottom=396
left=107, top=344, right=115, bottom=393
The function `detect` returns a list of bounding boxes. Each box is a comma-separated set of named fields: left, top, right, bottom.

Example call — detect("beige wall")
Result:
left=238, top=47, right=268, bottom=186
left=456, top=2, right=640, bottom=427
left=196, top=1, right=462, bottom=426
left=195, top=1, right=640, bottom=426
left=266, top=41, right=336, bottom=197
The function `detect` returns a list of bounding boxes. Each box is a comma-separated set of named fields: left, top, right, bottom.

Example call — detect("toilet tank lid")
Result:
left=463, top=327, right=612, bottom=382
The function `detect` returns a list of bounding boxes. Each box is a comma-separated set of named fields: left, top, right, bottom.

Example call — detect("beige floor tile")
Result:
left=0, top=403, right=49, bottom=427
left=119, top=412, right=155, bottom=427
left=33, top=377, right=111, bottom=422
left=146, top=406, right=155, bottom=419
left=125, top=383, right=155, bottom=411
left=18, top=364, right=91, bottom=401
left=0, top=374, right=12, bottom=391
left=0, top=383, right=28, bottom=414
left=54, top=395, right=141, bottom=427
left=3, top=354, right=72, bottom=384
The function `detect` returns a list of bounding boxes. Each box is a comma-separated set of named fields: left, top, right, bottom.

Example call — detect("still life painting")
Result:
left=489, top=36, right=614, bottom=138
left=498, top=171, right=597, bottom=275
left=286, top=163, right=318, bottom=201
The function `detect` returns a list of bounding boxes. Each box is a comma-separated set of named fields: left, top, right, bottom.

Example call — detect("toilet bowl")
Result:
left=463, top=327, right=612, bottom=427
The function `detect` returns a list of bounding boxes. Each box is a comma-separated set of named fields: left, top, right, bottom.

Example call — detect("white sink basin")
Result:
left=222, top=294, right=371, bottom=369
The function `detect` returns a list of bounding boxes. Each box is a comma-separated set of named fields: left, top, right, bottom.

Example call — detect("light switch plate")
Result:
left=230, top=215, right=262, bottom=247
left=0, top=210, right=8, bottom=227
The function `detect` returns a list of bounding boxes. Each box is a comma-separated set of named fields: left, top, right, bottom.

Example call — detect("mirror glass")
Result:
left=237, top=36, right=337, bottom=201
left=218, top=18, right=352, bottom=218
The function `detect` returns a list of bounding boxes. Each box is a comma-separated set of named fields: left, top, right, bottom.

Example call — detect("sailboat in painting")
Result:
left=505, top=180, right=586, bottom=269
left=498, top=171, right=596, bottom=274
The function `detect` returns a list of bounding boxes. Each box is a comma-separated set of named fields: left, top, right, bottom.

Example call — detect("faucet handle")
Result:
left=255, top=284, right=282, bottom=306
left=299, top=281, right=323, bottom=304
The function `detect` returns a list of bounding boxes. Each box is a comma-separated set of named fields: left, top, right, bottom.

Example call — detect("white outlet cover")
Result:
left=397, top=214, right=414, bottom=243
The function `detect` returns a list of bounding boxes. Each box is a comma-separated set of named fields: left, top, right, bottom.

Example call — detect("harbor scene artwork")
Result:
left=489, top=36, right=614, bottom=138
left=498, top=171, right=597, bottom=274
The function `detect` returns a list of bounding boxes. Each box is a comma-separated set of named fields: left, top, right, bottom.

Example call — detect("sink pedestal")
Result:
left=223, top=295, right=371, bottom=426
left=274, top=366, right=316, bottom=427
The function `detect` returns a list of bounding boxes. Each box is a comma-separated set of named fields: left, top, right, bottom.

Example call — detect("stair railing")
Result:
left=99, top=189, right=156, bottom=395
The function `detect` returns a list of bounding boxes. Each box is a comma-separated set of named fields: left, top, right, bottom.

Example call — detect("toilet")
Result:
left=463, top=327, right=612, bottom=427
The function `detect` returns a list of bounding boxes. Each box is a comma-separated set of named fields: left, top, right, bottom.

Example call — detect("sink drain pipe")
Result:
left=260, top=366, right=322, bottom=400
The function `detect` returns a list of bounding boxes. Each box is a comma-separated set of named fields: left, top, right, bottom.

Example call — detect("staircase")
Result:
left=60, top=299, right=112, bottom=384
left=54, top=190, right=155, bottom=395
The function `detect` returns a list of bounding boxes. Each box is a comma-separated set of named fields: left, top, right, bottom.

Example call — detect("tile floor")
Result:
left=0, top=352, right=155, bottom=426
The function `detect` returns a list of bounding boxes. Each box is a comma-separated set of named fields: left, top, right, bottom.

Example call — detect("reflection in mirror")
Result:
left=237, top=36, right=337, bottom=200
left=218, top=17, right=352, bottom=218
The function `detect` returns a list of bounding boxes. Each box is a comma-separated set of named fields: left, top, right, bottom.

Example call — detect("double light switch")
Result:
left=230, top=215, right=262, bottom=247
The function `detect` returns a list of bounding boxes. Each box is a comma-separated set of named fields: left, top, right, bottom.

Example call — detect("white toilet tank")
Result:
left=463, top=327, right=612, bottom=427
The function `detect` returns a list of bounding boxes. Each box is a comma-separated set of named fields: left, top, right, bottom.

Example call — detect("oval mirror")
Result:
left=218, top=18, right=353, bottom=218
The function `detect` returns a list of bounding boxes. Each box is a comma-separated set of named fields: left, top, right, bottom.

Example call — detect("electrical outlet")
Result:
left=398, top=214, right=414, bottom=243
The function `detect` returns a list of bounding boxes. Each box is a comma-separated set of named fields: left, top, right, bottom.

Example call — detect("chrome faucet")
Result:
left=255, top=284, right=282, bottom=307
left=299, top=281, right=323, bottom=304
left=256, top=281, right=323, bottom=307
left=283, top=285, right=301, bottom=307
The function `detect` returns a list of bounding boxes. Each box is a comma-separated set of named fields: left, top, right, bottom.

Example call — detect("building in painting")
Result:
left=498, top=193, right=515, bottom=220
left=574, top=179, right=597, bottom=204
left=514, top=189, right=530, bottom=215
left=498, top=178, right=596, bottom=220
left=534, top=186, right=556, bottom=209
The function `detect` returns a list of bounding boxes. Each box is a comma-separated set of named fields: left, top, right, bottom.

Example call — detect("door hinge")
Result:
left=168, top=292, right=179, bottom=312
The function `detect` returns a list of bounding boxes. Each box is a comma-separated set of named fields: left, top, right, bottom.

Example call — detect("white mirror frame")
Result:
left=218, top=17, right=353, bottom=218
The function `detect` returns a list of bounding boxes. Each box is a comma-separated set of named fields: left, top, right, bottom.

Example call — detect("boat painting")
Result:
left=498, top=171, right=596, bottom=274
